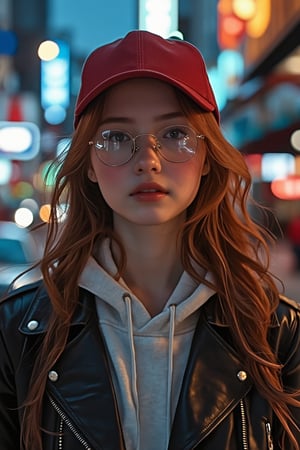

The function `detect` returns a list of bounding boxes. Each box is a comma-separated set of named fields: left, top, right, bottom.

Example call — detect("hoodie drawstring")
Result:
left=167, top=304, right=176, bottom=447
left=123, top=293, right=140, bottom=449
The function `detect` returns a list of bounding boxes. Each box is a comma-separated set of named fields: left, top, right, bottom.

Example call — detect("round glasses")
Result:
left=89, top=125, right=205, bottom=166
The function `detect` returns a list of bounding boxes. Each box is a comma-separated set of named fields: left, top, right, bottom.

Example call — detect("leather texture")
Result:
left=0, top=281, right=300, bottom=450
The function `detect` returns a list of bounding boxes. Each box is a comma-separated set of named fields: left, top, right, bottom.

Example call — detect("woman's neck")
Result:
left=111, top=225, right=183, bottom=315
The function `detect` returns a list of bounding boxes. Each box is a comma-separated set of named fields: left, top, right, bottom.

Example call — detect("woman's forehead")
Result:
left=102, top=78, right=183, bottom=119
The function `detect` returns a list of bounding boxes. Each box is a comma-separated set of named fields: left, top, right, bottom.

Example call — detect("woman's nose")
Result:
left=133, top=134, right=162, bottom=174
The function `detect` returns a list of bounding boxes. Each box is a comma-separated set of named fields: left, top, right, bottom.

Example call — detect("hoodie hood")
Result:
left=79, top=239, right=215, bottom=330
left=79, top=239, right=216, bottom=450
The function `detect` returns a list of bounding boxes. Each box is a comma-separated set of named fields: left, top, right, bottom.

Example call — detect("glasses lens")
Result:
left=157, top=125, right=197, bottom=162
left=95, top=130, right=133, bottom=166
left=92, top=125, right=200, bottom=166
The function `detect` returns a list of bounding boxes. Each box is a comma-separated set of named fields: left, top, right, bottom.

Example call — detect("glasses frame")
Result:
left=89, top=125, right=205, bottom=167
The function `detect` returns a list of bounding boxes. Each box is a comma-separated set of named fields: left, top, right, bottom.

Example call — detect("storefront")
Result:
left=220, top=0, right=300, bottom=222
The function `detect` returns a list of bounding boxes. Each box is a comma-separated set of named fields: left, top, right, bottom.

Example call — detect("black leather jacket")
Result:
left=0, top=281, right=300, bottom=450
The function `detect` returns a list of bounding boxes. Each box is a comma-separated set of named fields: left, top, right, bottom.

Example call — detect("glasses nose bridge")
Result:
left=133, top=132, right=159, bottom=153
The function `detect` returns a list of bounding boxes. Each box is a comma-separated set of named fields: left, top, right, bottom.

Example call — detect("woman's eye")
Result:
left=101, top=130, right=130, bottom=143
left=164, top=128, right=186, bottom=140
left=108, top=131, right=130, bottom=143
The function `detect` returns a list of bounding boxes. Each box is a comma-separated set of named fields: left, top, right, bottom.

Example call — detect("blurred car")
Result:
left=0, top=221, right=41, bottom=297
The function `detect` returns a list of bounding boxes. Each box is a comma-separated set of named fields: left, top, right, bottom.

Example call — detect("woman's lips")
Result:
left=130, top=183, right=168, bottom=201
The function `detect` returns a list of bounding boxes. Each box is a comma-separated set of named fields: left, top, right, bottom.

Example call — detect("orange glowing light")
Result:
left=233, top=0, right=256, bottom=21
left=271, top=175, right=300, bottom=200
left=217, top=0, right=232, bottom=15
left=218, top=12, right=246, bottom=49
left=246, top=0, right=270, bottom=38
left=39, top=204, right=51, bottom=222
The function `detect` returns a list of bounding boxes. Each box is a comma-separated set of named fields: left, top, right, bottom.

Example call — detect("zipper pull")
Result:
left=265, top=422, right=274, bottom=450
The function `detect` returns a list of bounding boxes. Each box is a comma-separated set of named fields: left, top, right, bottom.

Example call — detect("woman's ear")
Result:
left=202, top=159, right=210, bottom=176
left=88, top=167, right=97, bottom=182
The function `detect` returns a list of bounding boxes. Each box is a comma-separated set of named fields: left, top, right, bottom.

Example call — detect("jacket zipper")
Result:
left=58, top=417, right=63, bottom=450
left=49, top=395, right=92, bottom=449
left=265, top=421, right=274, bottom=450
left=190, top=399, right=249, bottom=450
left=240, top=399, right=248, bottom=450
left=240, top=400, right=274, bottom=450
left=49, top=396, right=273, bottom=450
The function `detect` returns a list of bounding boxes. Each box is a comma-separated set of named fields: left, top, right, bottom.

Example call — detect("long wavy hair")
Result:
left=21, top=88, right=300, bottom=449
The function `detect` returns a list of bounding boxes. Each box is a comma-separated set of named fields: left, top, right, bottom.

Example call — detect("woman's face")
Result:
left=88, top=78, right=209, bottom=232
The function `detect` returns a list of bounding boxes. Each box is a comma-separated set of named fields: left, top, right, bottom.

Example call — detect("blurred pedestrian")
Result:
left=0, top=30, right=300, bottom=450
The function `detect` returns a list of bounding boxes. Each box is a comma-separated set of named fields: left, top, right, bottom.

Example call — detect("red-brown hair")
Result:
left=21, top=90, right=300, bottom=449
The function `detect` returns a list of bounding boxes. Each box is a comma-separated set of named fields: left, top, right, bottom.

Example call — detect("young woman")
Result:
left=0, top=30, right=299, bottom=450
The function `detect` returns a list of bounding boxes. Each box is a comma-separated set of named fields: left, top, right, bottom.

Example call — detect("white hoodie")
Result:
left=79, top=240, right=215, bottom=450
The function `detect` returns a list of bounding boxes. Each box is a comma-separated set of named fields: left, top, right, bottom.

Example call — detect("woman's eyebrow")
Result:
left=100, top=112, right=185, bottom=126
left=100, top=117, right=133, bottom=125
left=155, top=112, right=185, bottom=121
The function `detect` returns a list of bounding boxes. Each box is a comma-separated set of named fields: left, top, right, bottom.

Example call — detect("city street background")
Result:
left=0, top=0, right=299, bottom=300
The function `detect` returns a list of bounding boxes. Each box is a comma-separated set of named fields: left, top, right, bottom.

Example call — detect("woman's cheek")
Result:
left=95, top=167, right=126, bottom=203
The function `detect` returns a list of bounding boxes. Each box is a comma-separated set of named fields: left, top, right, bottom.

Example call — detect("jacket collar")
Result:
left=203, top=293, right=280, bottom=328
left=18, top=284, right=280, bottom=335
left=19, top=282, right=91, bottom=335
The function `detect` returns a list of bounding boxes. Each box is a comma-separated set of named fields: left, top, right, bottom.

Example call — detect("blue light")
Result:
left=262, top=153, right=295, bottom=182
left=217, top=50, right=244, bottom=100
left=0, top=30, right=18, bottom=55
left=0, top=121, right=40, bottom=161
left=44, top=105, right=67, bottom=125
left=41, top=40, right=70, bottom=110
left=207, top=67, right=227, bottom=112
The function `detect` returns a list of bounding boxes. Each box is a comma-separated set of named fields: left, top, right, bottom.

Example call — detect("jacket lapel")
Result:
left=169, top=304, right=253, bottom=450
left=20, top=285, right=125, bottom=450
left=46, top=314, right=125, bottom=449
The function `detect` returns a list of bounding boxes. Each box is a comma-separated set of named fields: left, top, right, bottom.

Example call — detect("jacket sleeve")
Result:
left=0, top=330, right=21, bottom=449
left=276, top=297, right=300, bottom=447
left=0, top=285, right=37, bottom=450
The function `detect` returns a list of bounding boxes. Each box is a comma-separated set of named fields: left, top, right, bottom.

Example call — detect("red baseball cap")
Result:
left=74, top=30, right=220, bottom=128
